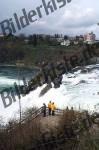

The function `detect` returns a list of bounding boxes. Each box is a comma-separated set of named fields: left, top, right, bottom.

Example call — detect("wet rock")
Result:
left=79, top=80, right=87, bottom=84
left=81, top=69, right=88, bottom=73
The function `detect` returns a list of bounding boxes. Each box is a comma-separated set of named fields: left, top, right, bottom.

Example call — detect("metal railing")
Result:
left=5, top=107, right=64, bottom=132
left=21, top=107, right=64, bottom=124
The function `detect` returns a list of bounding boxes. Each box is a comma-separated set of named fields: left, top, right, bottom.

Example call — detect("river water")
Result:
left=0, top=65, right=39, bottom=92
left=0, top=64, right=99, bottom=123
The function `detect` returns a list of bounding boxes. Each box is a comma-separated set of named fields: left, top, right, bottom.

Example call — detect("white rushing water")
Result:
left=1, top=64, right=99, bottom=123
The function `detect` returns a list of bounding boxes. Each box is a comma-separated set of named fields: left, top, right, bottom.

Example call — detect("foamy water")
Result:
left=0, top=76, right=23, bottom=86
left=1, top=64, right=99, bottom=123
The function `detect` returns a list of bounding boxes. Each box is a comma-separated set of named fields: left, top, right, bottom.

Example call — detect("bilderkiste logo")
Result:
left=0, top=0, right=72, bottom=35
left=0, top=0, right=97, bottom=109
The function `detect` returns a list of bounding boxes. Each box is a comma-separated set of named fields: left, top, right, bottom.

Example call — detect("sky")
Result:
left=0, top=0, right=99, bottom=38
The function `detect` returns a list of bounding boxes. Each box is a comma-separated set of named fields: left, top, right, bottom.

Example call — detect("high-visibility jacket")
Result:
left=48, top=102, right=52, bottom=109
left=51, top=104, right=56, bottom=111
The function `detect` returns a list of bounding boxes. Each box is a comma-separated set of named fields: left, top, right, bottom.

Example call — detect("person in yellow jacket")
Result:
left=51, top=102, right=56, bottom=116
left=48, top=101, right=52, bottom=115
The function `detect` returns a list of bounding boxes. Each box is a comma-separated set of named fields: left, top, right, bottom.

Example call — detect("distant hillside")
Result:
left=0, top=36, right=99, bottom=68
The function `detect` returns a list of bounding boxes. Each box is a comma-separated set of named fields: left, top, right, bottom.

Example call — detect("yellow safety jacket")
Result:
left=48, top=103, right=52, bottom=109
left=51, top=104, right=56, bottom=111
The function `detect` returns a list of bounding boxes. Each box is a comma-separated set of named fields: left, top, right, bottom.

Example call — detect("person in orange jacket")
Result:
left=48, top=101, right=52, bottom=115
left=51, top=102, right=56, bottom=116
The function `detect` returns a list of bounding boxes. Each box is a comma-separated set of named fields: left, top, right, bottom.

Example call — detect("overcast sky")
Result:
left=0, top=0, right=99, bottom=38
